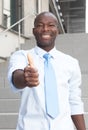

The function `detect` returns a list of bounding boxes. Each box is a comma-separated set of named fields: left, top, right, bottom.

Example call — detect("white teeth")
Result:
left=42, top=35, right=50, bottom=38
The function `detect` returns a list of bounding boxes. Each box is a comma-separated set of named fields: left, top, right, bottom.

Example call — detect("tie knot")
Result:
left=43, top=53, right=51, bottom=61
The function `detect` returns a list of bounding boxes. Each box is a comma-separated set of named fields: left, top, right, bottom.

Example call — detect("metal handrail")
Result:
left=0, top=12, right=36, bottom=35
left=0, top=56, right=7, bottom=61
left=0, top=12, right=36, bottom=61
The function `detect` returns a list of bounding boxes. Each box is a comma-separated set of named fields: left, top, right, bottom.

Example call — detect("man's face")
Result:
left=33, top=14, right=59, bottom=51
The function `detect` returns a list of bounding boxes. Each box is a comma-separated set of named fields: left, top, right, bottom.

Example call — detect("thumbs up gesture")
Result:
left=27, top=53, right=35, bottom=67
left=24, top=53, right=40, bottom=87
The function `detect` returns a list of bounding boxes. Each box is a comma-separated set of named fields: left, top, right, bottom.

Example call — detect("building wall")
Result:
left=0, top=27, right=25, bottom=57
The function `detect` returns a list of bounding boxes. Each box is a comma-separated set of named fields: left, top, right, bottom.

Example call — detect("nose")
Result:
left=43, top=25, right=49, bottom=31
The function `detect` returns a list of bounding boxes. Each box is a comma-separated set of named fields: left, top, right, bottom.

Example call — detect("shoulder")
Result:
left=56, top=49, right=78, bottom=62
left=55, top=50, right=81, bottom=77
left=55, top=50, right=79, bottom=70
left=11, top=48, right=34, bottom=57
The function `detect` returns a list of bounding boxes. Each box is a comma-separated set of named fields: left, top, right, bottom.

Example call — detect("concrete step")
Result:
left=0, top=129, right=15, bottom=130
left=0, top=114, right=18, bottom=129
left=0, top=88, right=20, bottom=99
left=0, top=129, right=16, bottom=130
left=0, top=99, right=20, bottom=113
left=0, top=59, right=19, bottom=129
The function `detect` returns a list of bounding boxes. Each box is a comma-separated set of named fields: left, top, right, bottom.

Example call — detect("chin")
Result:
left=39, top=42, right=53, bottom=48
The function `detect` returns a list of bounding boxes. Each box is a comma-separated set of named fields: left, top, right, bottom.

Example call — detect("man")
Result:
left=8, top=11, right=86, bottom=130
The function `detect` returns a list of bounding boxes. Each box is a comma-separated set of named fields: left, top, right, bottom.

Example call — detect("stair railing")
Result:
left=0, top=12, right=36, bottom=61
left=0, top=13, right=36, bottom=35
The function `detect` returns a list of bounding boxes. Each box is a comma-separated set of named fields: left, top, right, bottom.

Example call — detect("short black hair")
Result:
left=34, top=11, right=58, bottom=27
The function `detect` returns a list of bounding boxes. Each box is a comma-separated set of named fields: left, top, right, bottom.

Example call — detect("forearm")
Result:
left=71, top=114, right=86, bottom=130
left=12, top=66, right=39, bottom=89
left=12, top=69, right=27, bottom=89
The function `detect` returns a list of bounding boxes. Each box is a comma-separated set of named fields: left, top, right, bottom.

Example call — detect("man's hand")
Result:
left=24, top=66, right=40, bottom=87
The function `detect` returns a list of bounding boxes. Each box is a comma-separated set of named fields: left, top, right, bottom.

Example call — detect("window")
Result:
left=10, top=0, right=23, bottom=32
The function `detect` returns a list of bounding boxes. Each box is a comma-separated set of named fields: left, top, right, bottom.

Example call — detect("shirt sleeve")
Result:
left=69, top=59, right=84, bottom=115
left=8, top=50, right=28, bottom=92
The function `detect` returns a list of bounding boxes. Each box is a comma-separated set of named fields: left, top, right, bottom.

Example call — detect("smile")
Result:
left=42, top=34, right=51, bottom=39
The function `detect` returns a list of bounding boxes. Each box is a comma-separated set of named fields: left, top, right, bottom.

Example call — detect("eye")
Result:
left=49, top=24, right=56, bottom=28
left=36, top=24, right=43, bottom=28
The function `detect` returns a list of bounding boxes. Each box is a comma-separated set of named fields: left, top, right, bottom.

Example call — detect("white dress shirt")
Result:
left=8, top=46, right=84, bottom=130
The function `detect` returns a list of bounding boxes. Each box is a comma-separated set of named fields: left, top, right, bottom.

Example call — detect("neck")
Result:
left=37, top=45, right=54, bottom=52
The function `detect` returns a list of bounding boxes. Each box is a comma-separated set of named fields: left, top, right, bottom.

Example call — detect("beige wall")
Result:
left=23, top=0, right=36, bottom=36
left=0, top=27, right=25, bottom=57
left=38, top=0, right=49, bottom=13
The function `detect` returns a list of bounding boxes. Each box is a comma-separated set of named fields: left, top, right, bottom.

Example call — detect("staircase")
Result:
left=0, top=59, right=20, bottom=130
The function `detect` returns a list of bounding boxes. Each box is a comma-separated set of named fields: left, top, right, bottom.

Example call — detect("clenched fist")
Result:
left=24, top=66, right=40, bottom=87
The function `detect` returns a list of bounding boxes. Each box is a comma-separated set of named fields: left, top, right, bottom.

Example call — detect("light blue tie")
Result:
left=43, top=53, right=59, bottom=118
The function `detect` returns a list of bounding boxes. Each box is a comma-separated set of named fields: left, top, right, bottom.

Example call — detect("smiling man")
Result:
left=8, top=11, right=86, bottom=130
left=33, top=12, right=59, bottom=51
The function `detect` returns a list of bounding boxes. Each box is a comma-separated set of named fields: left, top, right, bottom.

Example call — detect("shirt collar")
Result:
left=34, top=46, right=57, bottom=59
